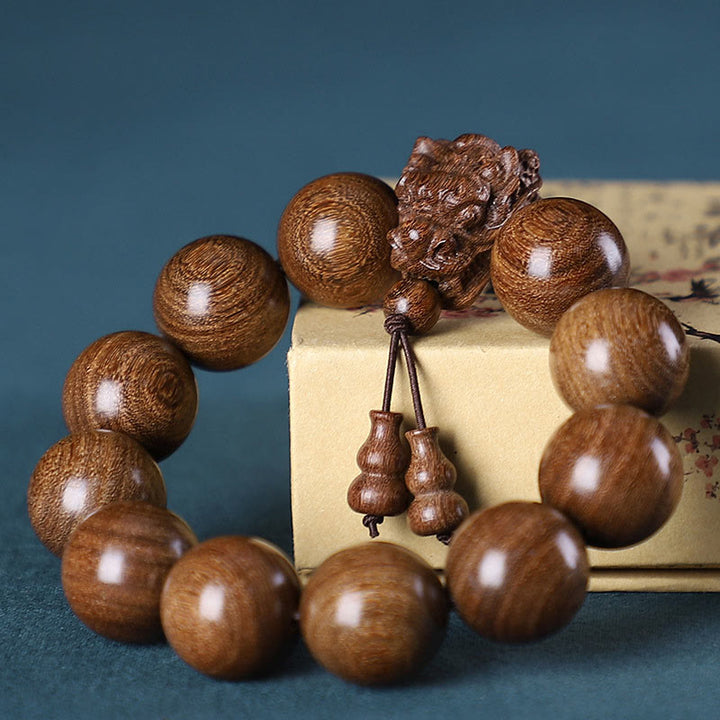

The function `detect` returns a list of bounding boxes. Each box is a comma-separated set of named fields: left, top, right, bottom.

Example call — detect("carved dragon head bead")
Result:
left=389, top=134, right=542, bottom=309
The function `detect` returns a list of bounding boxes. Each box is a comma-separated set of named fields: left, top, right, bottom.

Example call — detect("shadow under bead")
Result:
left=62, top=331, right=198, bottom=460
left=161, top=536, right=300, bottom=680
left=490, top=197, right=630, bottom=336
left=549, top=287, right=690, bottom=415
left=277, top=172, right=399, bottom=308
left=28, top=430, right=166, bottom=556
left=61, top=501, right=197, bottom=643
left=153, top=235, right=290, bottom=371
left=539, top=405, right=684, bottom=548
left=446, top=502, right=589, bottom=643
left=300, top=542, right=448, bottom=685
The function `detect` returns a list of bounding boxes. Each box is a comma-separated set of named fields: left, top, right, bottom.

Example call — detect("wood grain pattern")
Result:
left=61, top=501, right=197, bottom=643
left=277, top=173, right=399, bottom=308
left=549, top=287, right=690, bottom=415
left=347, top=410, right=411, bottom=520
left=161, top=536, right=300, bottom=680
left=446, top=502, right=589, bottom=642
left=153, top=235, right=290, bottom=371
left=62, top=331, right=198, bottom=460
left=300, top=542, right=448, bottom=685
left=490, top=197, right=630, bottom=336
left=28, top=430, right=166, bottom=556
left=383, top=278, right=442, bottom=335
left=405, top=427, right=469, bottom=537
left=539, top=405, right=683, bottom=548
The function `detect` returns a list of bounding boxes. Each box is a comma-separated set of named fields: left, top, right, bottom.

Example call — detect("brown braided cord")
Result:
left=383, top=313, right=426, bottom=430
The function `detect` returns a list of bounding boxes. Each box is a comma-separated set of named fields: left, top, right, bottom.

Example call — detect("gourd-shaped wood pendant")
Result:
left=348, top=303, right=469, bottom=541
left=347, top=410, right=411, bottom=538
left=405, top=427, right=468, bottom=543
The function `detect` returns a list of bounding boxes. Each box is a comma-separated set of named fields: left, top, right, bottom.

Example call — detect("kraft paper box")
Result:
left=288, top=181, right=720, bottom=591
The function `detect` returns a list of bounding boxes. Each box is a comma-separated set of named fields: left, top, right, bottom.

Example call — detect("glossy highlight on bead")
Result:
left=277, top=173, right=399, bottom=308
left=161, top=536, right=300, bottom=680
left=490, top=197, right=630, bottom=335
left=154, top=235, right=290, bottom=371
left=300, top=542, right=448, bottom=685
left=62, top=331, right=198, bottom=460
left=446, top=502, right=589, bottom=642
left=28, top=430, right=166, bottom=556
left=61, top=501, right=197, bottom=643
left=549, top=287, right=690, bottom=415
left=383, top=278, right=442, bottom=335
left=539, top=405, right=683, bottom=547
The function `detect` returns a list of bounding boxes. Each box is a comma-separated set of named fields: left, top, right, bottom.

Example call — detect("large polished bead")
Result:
left=161, top=536, right=300, bottom=680
left=61, top=501, right=197, bottom=643
left=62, top=331, right=198, bottom=460
left=549, top=287, right=690, bottom=415
left=27, top=430, right=166, bottom=556
left=300, top=542, right=448, bottom=685
left=446, top=502, right=589, bottom=642
left=539, top=405, right=683, bottom=548
left=277, top=173, right=399, bottom=308
left=153, top=235, right=290, bottom=371
left=490, top=198, right=630, bottom=336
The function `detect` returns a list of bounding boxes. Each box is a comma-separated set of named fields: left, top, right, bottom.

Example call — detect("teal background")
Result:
left=2, top=1, right=719, bottom=717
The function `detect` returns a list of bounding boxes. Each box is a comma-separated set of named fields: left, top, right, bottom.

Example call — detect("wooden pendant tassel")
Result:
left=393, top=320, right=469, bottom=544
left=405, top=427, right=469, bottom=544
left=347, top=328, right=411, bottom=538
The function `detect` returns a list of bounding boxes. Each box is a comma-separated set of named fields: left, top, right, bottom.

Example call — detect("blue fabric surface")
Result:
left=2, top=1, right=720, bottom=717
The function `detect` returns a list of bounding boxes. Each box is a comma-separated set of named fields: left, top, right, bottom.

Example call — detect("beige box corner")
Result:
left=288, top=181, right=720, bottom=590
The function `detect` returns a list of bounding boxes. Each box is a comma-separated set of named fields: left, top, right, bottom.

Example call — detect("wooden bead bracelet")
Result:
left=28, top=133, right=690, bottom=686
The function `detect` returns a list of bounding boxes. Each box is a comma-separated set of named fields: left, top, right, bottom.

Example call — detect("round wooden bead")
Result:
left=539, top=405, right=683, bottom=548
left=490, top=198, right=630, bottom=336
left=161, top=536, right=300, bottom=680
left=27, top=430, right=166, bottom=556
left=277, top=173, right=399, bottom=308
left=61, top=501, right=197, bottom=643
left=153, top=235, right=290, bottom=371
left=383, top=278, right=442, bottom=335
left=446, top=502, right=589, bottom=643
left=62, top=331, right=198, bottom=460
left=549, top=287, right=690, bottom=415
left=300, top=542, right=448, bottom=685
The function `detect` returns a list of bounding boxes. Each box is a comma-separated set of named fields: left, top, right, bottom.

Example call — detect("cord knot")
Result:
left=362, top=514, right=384, bottom=538
left=384, top=313, right=412, bottom=336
